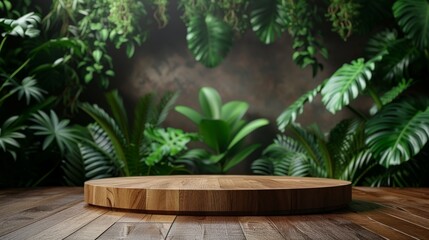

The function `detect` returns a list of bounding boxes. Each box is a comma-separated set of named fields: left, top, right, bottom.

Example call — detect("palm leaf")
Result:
left=12, top=76, right=45, bottom=104
left=80, top=103, right=127, bottom=171
left=251, top=136, right=310, bottom=176
left=105, top=90, right=129, bottom=141
left=30, top=110, right=78, bottom=154
left=186, top=14, right=233, bottom=67
left=290, top=125, right=328, bottom=178
left=365, top=160, right=420, bottom=187
left=0, top=116, right=25, bottom=159
left=131, top=93, right=153, bottom=145
left=366, top=98, right=429, bottom=167
left=62, top=143, right=85, bottom=186
left=321, top=58, right=375, bottom=113
left=393, top=0, right=429, bottom=50
left=277, top=83, right=323, bottom=132
left=81, top=123, right=118, bottom=179
left=80, top=143, right=116, bottom=179
left=250, top=0, right=287, bottom=44
left=153, top=91, right=179, bottom=125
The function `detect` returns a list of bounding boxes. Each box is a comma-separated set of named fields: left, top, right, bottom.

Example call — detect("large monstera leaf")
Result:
left=250, top=0, right=288, bottom=44
left=321, top=58, right=375, bottom=113
left=186, top=14, right=233, bottom=68
left=366, top=98, right=429, bottom=167
left=393, top=0, right=429, bottom=50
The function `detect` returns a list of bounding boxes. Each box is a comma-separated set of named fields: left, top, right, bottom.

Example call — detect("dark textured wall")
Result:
left=108, top=6, right=372, bottom=173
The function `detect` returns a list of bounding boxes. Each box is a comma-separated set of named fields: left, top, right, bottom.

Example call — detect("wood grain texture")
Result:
left=2, top=187, right=429, bottom=239
left=84, top=175, right=351, bottom=215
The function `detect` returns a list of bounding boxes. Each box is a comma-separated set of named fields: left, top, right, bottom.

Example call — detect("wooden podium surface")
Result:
left=84, top=175, right=351, bottom=215
left=1, top=187, right=429, bottom=239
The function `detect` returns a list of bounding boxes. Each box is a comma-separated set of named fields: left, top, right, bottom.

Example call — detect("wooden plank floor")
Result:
left=0, top=187, right=428, bottom=239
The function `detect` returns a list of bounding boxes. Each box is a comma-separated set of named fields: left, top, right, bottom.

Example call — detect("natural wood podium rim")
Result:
left=84, top=175, right=351, bottom=215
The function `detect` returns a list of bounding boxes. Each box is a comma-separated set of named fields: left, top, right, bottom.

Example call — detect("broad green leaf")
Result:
left=223, top=144, right=260, bottom=172
left=321, top=58, right=375, bottom=113
left=393, top=0, right=429, bottom=50
left=221, top=101, right=248, bottom=131
left=199, top=87, right=222, bottom=119
left=175, top=106, right=202, bottom=125
left=199, top=119, right=230, bottom=154
left=228, top=119, right=269, bottom=149
left=186, top=14, right=233, bottom=67
left=366, top=98, right=429, bottom=167
left=250, top=0, right=287, bottom=44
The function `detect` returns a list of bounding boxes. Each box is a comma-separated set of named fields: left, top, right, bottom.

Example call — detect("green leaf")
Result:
left=199, top=87, right=222, bottom=119
left=131, top=93, right=153, bottom=145
left=105, top=90, right=129, bottom=141
left=371, top=79, right=413, bottom=115
left=366, top=98, right=429, bottom=167
left=81, top=103, right=127, bottom=170
left=30, top=110, right=78, bottom=154
left=0, top=116, right=25, bottom=159
left=92, top=49, right=103, bottom=63
left=221, top=101, right=248, bottom=132
left=277, top=83, right=323, bottom=132
left=175, top=106, right=202, bottom=125
left=321, top=58, right=375, bottom=113
left=186, top=14, right=233, bottom=67
left=228, top=119, right=269, bottom=149
left=13, top=76, right=45, bottom=104
left=393, top=0, right=429, bottom=50
left=223, top=144, right=260, bottom=172
left=250, top=0, right=287, bottom=44
left=199, top=119, right=230, bottom=154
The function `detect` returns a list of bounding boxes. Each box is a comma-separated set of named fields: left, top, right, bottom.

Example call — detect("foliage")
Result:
left=61, top=90, right=191, bottom=183
left=253, top=120, right=373, bottom=184
left=366, top=98, right=429, bottom=167
left=176, top=87, right=269, bottom=173
left=186, top=14, right=233, bottom=68
left=0, top=9, right=80, bottom=187
left=326, top=0, right=360, bottom=41
left=179, top=0, right=327, bottom=73
left=393, top=0, right=429, bottom=50
left=264, top=0, right=429, bottom=186
left=250, top=0, right=287, bottom=44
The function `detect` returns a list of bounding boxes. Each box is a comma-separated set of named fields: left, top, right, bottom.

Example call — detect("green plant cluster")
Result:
left=1, top=0, right=429, bottom=188
left=175, top=87, right=269, bottom=173
left=254, top=0, right=429, bottom=186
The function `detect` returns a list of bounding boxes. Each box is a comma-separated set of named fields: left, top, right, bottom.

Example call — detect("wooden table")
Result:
left=0, top=187, right=428, bottom=239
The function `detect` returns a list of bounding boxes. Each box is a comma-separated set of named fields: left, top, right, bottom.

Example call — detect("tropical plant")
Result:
left=253, top=120, right=374, bottom=184
left=175, top=87, right=269, bottom=173
left=0, top=9, right=81, bottom=187
left=256, top=0, right=429, bottom=186
left=61, top=90, right=193, bottom=183
left=179, top=0, right=327, bottom=75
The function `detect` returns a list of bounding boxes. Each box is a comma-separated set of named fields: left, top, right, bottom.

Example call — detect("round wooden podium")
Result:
left=84, top=175, right=351, bottom=215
